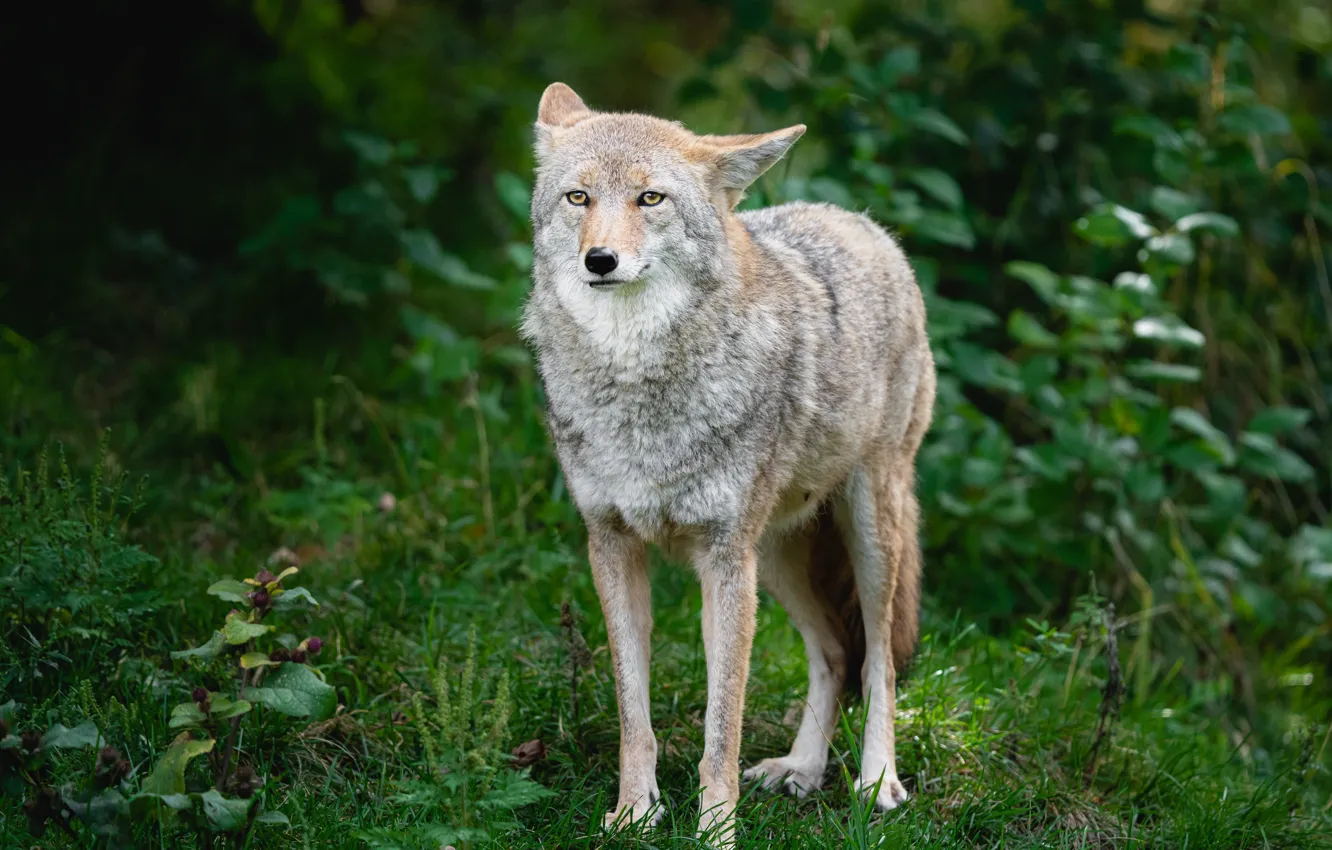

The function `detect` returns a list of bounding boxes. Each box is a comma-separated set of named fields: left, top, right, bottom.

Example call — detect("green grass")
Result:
left=3, top=391, right=1329, bottom=849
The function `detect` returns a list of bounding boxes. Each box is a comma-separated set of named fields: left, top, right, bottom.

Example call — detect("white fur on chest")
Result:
left=531, top=267, right=800, bottom=539
left=559, top=379, right=755, bottom=539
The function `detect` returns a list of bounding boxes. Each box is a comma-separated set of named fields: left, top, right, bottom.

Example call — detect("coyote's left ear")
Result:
left=699, top=125, right=806, bottom=199
left=535, top=82, right=593, bottom=159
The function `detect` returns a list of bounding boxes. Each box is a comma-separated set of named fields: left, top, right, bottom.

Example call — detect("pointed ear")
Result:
left=700, top=124, right=806, bottom=191
left=535, top=83, right=593, bottom=159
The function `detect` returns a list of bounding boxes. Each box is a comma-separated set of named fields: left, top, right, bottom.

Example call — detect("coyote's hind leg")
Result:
left=743, top=526, right=845, bottom=797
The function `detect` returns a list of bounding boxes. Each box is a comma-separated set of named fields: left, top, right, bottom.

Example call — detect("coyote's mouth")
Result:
left=586, top=261, right=652, bottom=289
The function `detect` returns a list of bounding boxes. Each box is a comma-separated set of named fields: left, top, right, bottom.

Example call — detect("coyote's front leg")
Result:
left=588, top=522, right=662, bottom=830
left=696, top=538, right=759, bottom=847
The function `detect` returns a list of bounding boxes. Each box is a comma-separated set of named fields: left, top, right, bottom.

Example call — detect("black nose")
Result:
left=584, top=247, right=618, bottom=276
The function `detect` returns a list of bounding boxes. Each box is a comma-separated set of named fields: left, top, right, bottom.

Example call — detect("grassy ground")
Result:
left=3, top=370, right=1329, bottom=850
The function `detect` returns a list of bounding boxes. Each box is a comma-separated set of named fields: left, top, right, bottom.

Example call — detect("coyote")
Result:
left=521, top=83, right=935, bottom=844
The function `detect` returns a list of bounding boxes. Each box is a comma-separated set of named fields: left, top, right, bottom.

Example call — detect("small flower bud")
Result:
left=378, top=491, right=397, bottom=513
left=20, top=730, right=41, bottom=753
left=290, top=649, right=307, bottom=664
left=249, top=589, right=271, bottom=609
left=115, top=759, right=131, bottom=781
left=98, top=746, right=120, bottom=766
left=255, top=569, right=277, bottom=585
left=193, top=687, right=209, bottom=703
left=235, top=764, right=255, bottom=783
left=305, top=637, right=323, bottom=654
left=235, top=781, right=254, bottom=799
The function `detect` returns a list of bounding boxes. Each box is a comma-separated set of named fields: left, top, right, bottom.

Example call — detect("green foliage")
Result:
left=0, top=555, right=325, bottom=844
left=356, top=628, right=552, bottom=849
left=0, top=436, right=159, bottom=696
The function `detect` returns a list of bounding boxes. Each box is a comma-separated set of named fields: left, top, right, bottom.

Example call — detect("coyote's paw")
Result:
left=602, top=791, right=664, bottom=831
left=854, top=772, right=909, bottom=811
left=742, top=757, right=826, bottom=798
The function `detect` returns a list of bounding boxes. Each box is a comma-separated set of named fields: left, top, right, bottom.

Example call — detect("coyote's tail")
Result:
left=813, top=503, right=920, bottom=696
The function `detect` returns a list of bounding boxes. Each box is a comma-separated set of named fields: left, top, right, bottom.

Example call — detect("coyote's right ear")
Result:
left=535, top=83, right=593, bottom=159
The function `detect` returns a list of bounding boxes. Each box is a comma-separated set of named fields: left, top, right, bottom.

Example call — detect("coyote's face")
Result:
left=529, top=83, right=803, bottom=343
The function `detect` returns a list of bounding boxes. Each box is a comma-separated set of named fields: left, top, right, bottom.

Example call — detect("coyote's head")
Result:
left=529, top=82, right=803, bottom=323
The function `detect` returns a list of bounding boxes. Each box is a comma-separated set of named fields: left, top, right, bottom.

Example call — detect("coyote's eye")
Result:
left=566, top=191, right=589, bottom=206
left=638, top=191, right=665, bottom=207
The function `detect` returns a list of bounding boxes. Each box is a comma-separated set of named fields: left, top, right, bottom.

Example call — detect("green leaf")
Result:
left=1075, top=209, right=1133, bottom=246
left=207, top=579, right=251, bottom=603
left=1218, top=103, right=1292, bottom=136
left=343, top=131, right=394, bottom=165
left=42, top=720, right=101, bottom=749
left=1008, top=310, right=1059, bottom=348
left=169, top=702, right=208, bottom=729
left=1165, top=442, right=1219, bottom=471
left=1114, top=114, right=1183, bottom=148
left=1110, top=205, right=1157, bottom=239
left=142, top=735, right=215, bottom=796
left=1142, top=232, right=1196, bottom=266
left=403, top=165, right=445, bottom=204
left=1196, top=471, right=1247, bottom=518
left=948, top=342, right=1022, bottom=392
left=400, top=230, right=496, bottom=290
left=1015, top=444, right=1069, bottom=481
left=1175, top=212, right=1239, bottom=237
left=1222, top=535, right=1262, bottom=569
left=1133, top=316, right=1205, bottom=348
left=171, top=631, right=226, bottom=660
left=256, top=810, right=291, bottom=826
left=1125, top=462, right=1166, bottom=502
left=1267, top=449, right=1315, bottom=483
left=925, top=297, right=999, bottom=340
left=911, top=210, right=975, bottom=249
left=1006, top=261, right=1061, bottom=302
left=60, top=786, right=127, bottom=836
left=879, top=45, right=920, bottom=85
left=223, top=619, right=270, bottom=645
left=200, top=790, right=254, bottom=831
left=1113, top=272, right=1156, bottom=295
left=1238, top=434, right=1315, bottom=482
left=1127, top=361, right=1202, bottom=383
left=240, top=652, right=279, bottom=669
left=131, top=791, right=194, bottom=814
left=247, top=663, right=337, bottom=720
left=902, top=168, right=963, bottom=211
left=209, top=696, right=252, bottom=721
left=1150, top=187, right=1201, bottom=220
left=908, top=108, right=968, bottom=145
left=494, top=171, right=531, bottom=222
left=808, top=177, right=858, bottom=209
left=272, top=586, right=319, bottom=610
left=1291, top=525, right=1332, bottom=570
left=479, top=769, right=557, bottom=809
left=1170, top=408, right=1235, bottom=465
left=1247, top=406, right=1312, bottom=435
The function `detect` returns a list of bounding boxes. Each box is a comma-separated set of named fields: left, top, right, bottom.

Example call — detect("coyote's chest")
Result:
left=548, top=357, right=766, bottom=540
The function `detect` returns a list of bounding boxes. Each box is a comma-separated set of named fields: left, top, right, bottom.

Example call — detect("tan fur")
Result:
left=523, top=82, right=936, bottom=846
left=578, top=194, right=646, bottom=257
